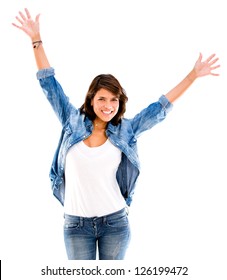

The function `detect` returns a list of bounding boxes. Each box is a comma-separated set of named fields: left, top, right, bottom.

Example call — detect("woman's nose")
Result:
left=104, top=101, right=112, bottom=109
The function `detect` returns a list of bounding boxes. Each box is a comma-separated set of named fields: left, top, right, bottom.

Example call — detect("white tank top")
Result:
left=64, top=139, right=126, bottom=217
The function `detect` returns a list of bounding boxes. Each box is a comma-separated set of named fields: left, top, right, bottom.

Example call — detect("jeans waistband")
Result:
left=64, top=207, right=128, bottom=224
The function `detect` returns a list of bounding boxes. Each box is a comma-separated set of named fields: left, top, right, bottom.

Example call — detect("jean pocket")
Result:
left=106, top=214, right=129, bottom=228
left=64, top=221, right=80, bottom=229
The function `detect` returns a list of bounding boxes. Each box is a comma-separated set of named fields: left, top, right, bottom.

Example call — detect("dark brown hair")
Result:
left=80, top=74, right=128, bottom=125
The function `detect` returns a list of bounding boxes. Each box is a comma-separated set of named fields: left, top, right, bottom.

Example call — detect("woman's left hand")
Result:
left=194, top=53, right=220, bottom=78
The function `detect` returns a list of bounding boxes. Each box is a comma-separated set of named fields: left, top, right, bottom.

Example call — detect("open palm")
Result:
left=12, top=8, right=40, bottom=40
left=194, top=53, right=220, bottom=77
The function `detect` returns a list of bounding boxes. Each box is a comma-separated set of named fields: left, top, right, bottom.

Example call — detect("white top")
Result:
left=64, top=139, right=126, bottom=217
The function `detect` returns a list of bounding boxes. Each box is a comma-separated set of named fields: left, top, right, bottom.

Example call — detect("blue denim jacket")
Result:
left=37, top=68, right=173, bottom=206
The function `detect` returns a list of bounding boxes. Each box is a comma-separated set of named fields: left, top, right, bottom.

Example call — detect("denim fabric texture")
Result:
left=37, top=68, right=173, bottom=206
left=64, top=208, right=130, bottom=260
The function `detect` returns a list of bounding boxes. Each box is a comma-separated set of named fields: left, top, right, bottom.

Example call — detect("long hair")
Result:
left=80, top=74, right=128, bottom=125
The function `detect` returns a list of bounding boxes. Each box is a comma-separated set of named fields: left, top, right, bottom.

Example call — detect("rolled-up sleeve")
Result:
left=36, top=67, right=55, bottom=80
left=131, top=95, right=173, bottom=137
left=158, top=95, right=173, bottom=113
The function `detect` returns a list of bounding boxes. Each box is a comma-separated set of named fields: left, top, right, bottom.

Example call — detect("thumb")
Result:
left=35, top=13, right=41, bottom=23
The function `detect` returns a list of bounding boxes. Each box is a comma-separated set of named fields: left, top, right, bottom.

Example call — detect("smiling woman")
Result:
left=91, top=89, right=120, bottom=124
left=11, top=7, right=220, bottom=260
left=80, top=73, right=128, bottom=126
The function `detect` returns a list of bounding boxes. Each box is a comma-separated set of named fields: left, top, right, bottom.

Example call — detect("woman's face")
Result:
left=91, top=88, right=119, bottom=124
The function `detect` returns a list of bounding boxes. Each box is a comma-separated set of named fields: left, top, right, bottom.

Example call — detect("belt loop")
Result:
left=125, top=206, right=129, bottom=215
left=103, top=216, right=107, bottom=224
left=80, top=217, right=83, bottom=227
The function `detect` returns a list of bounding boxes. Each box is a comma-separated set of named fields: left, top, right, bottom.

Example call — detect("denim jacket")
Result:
left=37, top=68, right=173, bottom=206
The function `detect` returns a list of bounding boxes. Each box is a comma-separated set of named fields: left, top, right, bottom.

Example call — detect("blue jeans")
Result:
left=64, top=208, right=131, bottom=260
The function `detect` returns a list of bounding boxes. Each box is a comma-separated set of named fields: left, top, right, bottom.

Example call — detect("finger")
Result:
left=209, top=57, right=219, bottom=66
left=25, top=8, right=31, bottom=19
left=15, top=16, right=24, bottom=25
left=19, top=11, right=27, bottom=21
left=12, top=22, right=21, bottom=29
left=210, top=65, right=220, bottom=71
left=198, top=52, right=203, bottom=62
left=195, top=53, right=202, bottom=64
left=205, top=54, right=216, bottom=63
left=210, top=64, right=220, bottom=76
left=35, top=13, right=41, bottom=23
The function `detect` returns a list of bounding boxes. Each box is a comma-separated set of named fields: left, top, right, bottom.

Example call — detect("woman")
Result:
left=12, top=8, right=220, bottom=260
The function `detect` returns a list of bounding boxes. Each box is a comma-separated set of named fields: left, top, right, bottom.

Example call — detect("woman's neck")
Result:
left=93, top=120, right=107, bottom=130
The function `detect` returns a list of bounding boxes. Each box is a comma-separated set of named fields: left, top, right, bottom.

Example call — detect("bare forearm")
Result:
left=32, top=34, right=50, bottom=69
left=165, top=69, right=197, bottom=103
left=33, top=44, right=51, bottom=69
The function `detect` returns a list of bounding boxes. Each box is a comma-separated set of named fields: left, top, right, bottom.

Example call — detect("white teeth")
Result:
left=102, top=111, right=112, bottom=114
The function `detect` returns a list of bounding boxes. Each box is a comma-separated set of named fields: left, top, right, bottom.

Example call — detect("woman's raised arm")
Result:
left=165, top=53, right=220, bottom=103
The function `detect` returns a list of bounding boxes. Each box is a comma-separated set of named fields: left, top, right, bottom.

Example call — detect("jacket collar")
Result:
left=84, top=113, right=120, bottom=134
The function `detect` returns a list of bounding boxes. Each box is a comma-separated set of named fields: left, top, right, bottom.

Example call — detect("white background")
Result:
left=1, top=0, right=226, bottom=279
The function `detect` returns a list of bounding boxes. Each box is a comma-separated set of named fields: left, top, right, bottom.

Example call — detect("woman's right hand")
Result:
left=12, top=8, right=41, bottom=41
left=12, top=8, right=50, bottom=70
